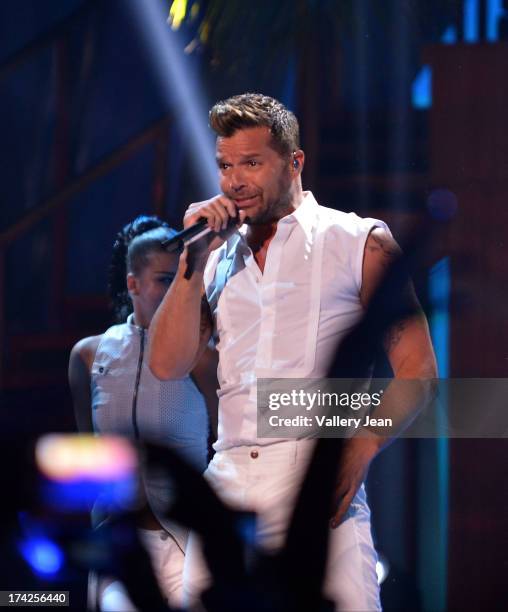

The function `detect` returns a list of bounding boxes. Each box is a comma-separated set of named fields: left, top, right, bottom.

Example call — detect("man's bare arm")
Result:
left=362, top=226, right=437, bottom=391
left=361, top=227, right=437, bottom=443
left=331, top=226, right=437, bottom=527
left=148, top=249, right=213, bottom=380
left=148, top=194, right=245, bottom=380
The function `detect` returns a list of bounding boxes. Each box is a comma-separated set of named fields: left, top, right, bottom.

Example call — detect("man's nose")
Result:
left=229, top=167, right=247, bottom=192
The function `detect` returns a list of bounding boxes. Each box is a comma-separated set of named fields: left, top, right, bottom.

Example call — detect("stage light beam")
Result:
left=126, top=0, right=218, bottom=197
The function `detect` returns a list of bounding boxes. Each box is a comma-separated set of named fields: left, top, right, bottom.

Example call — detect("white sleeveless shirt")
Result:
left=204, top=191, right=387, bottom=451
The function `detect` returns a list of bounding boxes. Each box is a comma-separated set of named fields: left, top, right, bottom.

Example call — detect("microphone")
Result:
left=161, top=218, right=211, bottom=253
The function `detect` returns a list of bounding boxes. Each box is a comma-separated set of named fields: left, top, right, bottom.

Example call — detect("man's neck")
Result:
left=246, top=187, right=304, bottom=252
left=246, top=223, right=278, bottom=255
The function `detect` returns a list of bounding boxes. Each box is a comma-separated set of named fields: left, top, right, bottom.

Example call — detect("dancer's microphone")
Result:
left=161, top=218, right=211, bottom=253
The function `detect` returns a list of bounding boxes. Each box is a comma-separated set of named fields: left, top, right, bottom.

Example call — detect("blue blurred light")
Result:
left=429, top=257, right=451, bottom=375
left=464, top=0, right=479, bottom=42
left=441, top=25, right=458, bottom=44
left=411, top=23, right=460, bottom=110
left=126, top=0, right=218, bottom=197
left=235, top=513, right=257, bottom=547
left=426, top=258, right=450, bottom=610
left=487, top=0, right=505, bottom=41
left=19, top=537, right=64, bottom=577
left=41, top=477, right=138, bottom=513
left=411, top=65, right=432, bottom=109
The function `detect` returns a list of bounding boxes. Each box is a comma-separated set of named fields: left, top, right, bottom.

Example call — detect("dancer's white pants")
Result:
left=96, top=528, right=185, bottom=611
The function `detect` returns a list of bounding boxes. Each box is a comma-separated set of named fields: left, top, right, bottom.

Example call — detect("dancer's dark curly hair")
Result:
left=108, top=215, right=177, bottom=322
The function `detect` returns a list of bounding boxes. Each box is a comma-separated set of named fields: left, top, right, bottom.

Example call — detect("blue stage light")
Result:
left=464, top=0, right=479, bottom=42
left=19, top=537, right=64, bottom=577
left=412, top=65, right=432, bottom=110
left=442, top=25, right=458, bottom=44
left=487, top=0, right=505, bottom=41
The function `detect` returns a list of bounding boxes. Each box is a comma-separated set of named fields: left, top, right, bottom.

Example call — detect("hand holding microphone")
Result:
left=162, top=195, right=247, bottom=254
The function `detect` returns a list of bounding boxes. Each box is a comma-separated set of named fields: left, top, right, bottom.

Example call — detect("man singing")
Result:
left=148, top=93, right=437, bottom=610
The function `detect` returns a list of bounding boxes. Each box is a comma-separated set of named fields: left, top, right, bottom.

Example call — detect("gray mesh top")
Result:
left=91, top=315, right=209, bottom=539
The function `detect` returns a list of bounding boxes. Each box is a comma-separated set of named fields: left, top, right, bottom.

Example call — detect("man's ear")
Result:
left=126, top=273, right=139, bottom=296
left=292, top=149, right=305, bottom=175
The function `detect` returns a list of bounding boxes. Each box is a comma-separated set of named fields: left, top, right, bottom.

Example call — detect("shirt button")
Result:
left=250, top=450, right=259, bottom=459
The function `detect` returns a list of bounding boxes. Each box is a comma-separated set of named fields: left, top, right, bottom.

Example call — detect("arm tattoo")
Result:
left=366, top=231, right=400, bottom=269
left=384, top=319, right=408, bottom=353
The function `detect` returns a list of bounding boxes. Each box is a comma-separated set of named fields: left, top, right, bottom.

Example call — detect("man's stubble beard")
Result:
left=244, top=171, right=293, bottom=225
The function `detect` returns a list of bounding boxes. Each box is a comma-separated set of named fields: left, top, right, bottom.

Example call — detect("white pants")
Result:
left=96, top=528, right=185, bottom=611
left=183, top=440, right=381, bottom=611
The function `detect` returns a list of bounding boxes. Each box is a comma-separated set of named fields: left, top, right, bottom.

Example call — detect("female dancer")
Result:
left=68, top=215, right=217, bottom=610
